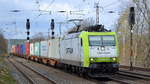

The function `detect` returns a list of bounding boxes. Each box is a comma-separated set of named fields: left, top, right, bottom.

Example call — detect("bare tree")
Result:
left=117, top=0, right=150, bottom=68
left=0, top=31, right=7, bottom=54
left=133, top=0, right=150, bottom=67
left=67, top=18, right=95, bottom=33
left=31, top=32, right=46, bottom=42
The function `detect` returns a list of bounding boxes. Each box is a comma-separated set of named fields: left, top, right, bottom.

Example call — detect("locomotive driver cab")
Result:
left=87, top=33, right=119, bottom=73
left=89, top=35, right=116, bottom=59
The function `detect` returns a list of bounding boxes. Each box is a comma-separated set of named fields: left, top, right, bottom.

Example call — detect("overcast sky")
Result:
left=0, top=0, right=130, bottom=39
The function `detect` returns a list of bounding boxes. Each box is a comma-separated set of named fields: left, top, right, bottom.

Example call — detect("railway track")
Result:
left=10, top=56, right=150, bottom=84
left=120, top=65, right=150, bottom=71
left=10, top=56, right=98, bottom=84
left=106, top=70, right=150, bottom=84
left=7, top=57, right=56, bottom=84
left=108, top=76, right=137, bottom=84
left=118, top=70, right=150, bottom=80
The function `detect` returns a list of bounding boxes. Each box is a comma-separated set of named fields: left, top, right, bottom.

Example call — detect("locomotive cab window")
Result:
left=81, top=38, right=83, bottom=46
left=89, top=35, right=116, bottom=46
left=89, top=36, right=102, bottom=46
left=102, top=35, right=116, bottom=46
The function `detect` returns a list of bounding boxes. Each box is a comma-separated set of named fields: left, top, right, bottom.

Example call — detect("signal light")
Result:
left=27, top=37, right=30, bottom=40
left=51, top=19, right=54, bottom=30
left=52, top=31, right=54, bottom=35
left=129, top=7, right=135, bottom=25
left=50, top=19, right=55, bottom=39
left=27, top=31, right=30, bottom=35
left=26, top=19, right=30, bottom=30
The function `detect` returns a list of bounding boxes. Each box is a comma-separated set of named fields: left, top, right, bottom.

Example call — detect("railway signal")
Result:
left=129, top=7, right=135, bottom=71
left=51, top=19, right=55, bottom=39
left=26, top=19, right=30, bottom=30
left=26, top=19, right=30, bottom=42
left=129, top=7, right=135, bottom=25
left=26, top=19, right=30, bottom=62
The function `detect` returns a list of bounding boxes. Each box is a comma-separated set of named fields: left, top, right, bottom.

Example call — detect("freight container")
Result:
left=30, top=43, right=34, bottom=56
left=48, top=39, right=60, bottom=59
left=40, top=41, right=48, bottom=57
left=14, top=45, right=16, bottom=54
left=23, top=44, right=26, bottom=55
left=20, top=44, right=23, bottom=55
left=10, top=46, right=12, bottom=54
left=21, top=44, right=26, bottom=56
left=15, top=45, right=17, bottom=55
left=16, top=45, right=18, bottom=55
left=25, top=43, right=30, bottom=56
left=7, top=39, right=26, bottom=54
left=12, top=45, right=16, bottom=55
left=34, top=42, right=40, bottom=56
left=17, top=44, right=21, bottom=56
left=11, top=45, right=16, bottom=54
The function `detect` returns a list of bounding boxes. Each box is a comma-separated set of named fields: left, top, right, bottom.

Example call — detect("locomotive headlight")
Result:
left=101, top=47, right=105, bottom=51
left=112, top=57, right=116, bottom=61
left=90, top=58, right=94, bottom=62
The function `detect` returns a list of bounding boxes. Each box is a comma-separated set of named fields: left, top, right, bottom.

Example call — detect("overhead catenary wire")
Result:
left=102, top=0, right=120, bottom=8
left=33, top=0, right=55, bottom=19
left=3, top=0, right=121, bottom=39
left=44, top=0, right=55, bottom=11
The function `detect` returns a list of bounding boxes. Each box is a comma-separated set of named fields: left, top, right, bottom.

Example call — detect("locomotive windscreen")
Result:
left=89, top=35, right=116, bottom=46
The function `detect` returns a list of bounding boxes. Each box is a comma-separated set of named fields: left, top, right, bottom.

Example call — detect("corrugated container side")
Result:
left=17, top=45, right=21, bottom=56
left=48, top=39, right=60, bottom=59
left=21, top=44, right=24, bottom=56
left=23, top=44, right=26, bottom=55
left=14, top=45, right=17, bottom=54
left=40, top=41, right=48, bottom=57
left=25, top=43, right=30, bottom=56
left=21, top=44, right=26, bottom=56
left=7, top=39, right=26, bottom=54
left=11, top=45, right=15, bottom=54
left=15, top=45, right=18, bottom=55
left=30, top=43, right=34, bottom=56
left=34, top=42, right=40, bottom=56
left=15, top=45, right=17, bottom=54
left=10, top=45, right=13, bottom=53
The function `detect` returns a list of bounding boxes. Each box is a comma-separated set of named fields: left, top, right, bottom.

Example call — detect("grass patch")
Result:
left=0, top=55, right=16, bottom=84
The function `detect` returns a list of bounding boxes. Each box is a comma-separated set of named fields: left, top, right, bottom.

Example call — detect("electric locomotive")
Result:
left=60, top=25, right=119, bottom=77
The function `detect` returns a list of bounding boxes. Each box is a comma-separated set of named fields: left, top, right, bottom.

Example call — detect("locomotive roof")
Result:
left=67, top=25, right=111, bottom=34
left=63, top=31, right=116, bottom=39
left=63, top=32, right=81, bottom=39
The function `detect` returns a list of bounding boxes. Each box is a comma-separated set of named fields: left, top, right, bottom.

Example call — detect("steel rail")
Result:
left=117, top=70, right=150, bottom=80
left=7, top=58, right=36, bottom=84
left=14, top=58, right=57, bottom=84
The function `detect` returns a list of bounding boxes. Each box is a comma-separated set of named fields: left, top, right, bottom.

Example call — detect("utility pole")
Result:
left=95, top=2, right=99, bottom=25
left=129, top=7, right=135, bottom=71
left=58, top=23, right=62, bottom=37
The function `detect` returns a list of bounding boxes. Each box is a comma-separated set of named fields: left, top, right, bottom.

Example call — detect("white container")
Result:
left=48, top=39, right=61, bottom=60
left=34, top=42, right=40, bottom=56
left=40, top=41, right=48, bottom=57
left=30, top=43, right=34, bottom=56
